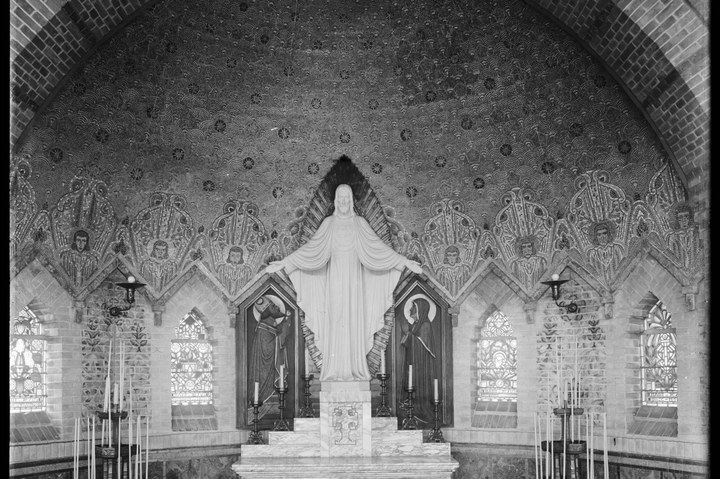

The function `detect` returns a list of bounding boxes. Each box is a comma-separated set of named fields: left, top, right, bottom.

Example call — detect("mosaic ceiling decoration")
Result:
left=14, top=0, right=669, bottom=231
left=13, top=0, right=700, bottom=309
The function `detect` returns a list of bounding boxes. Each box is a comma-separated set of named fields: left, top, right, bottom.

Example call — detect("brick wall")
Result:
left=525, top=0, right=710, bottom=224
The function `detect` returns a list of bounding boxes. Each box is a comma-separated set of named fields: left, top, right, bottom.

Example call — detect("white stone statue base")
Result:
left=319, top=380, right=372, bottom=457
left=233, top=380, right=458, bottom=478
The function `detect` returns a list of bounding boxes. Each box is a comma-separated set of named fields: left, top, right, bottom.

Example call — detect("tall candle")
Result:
left=113, top=383, right=119, bottom=405
left=73, top=418, right=78, bottom=479
left=279, top=364, right=285, bottom=387
left=135, top=416, right=141, bottom=479
left=380, top=352, right=386, bottom=375
left=408, top=365, right=413, bottom=389
left=533, top=413, right=539, bottom=479
left=119, top=345, right=125, bottom=412
left=550, top=417, right=554, bottom=479
left=544, top=412, right=549, bottom=479
left=586, top=413, right=590, bottom=479
left=590, top=412, right=594, bottom=477
left=87, top=418, right=90, bottom=479
left=563, top=419, right=567, bottom=478
left=107, top=340, right=112, bottom=409
left=603, top=412, right=609, bottom=478
left=145, top=416, right=149, bottom=479
left=556, top=337, right=561, bottom=403
left=92, top=417, right=96, bottom=479
left=128, top=414, right=133, bottom=479
left=433, top=379, right=439, bottom=401
left=254, top=381, right=259, bottom=403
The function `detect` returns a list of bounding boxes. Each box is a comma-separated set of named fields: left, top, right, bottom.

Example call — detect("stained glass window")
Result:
left=476, top=310, right=517, bottom=401
left=640, top=301, right=677, bottom=407
left=10, top=307, right=46, bottom=412
left=170, top=310, right=213, bottom=405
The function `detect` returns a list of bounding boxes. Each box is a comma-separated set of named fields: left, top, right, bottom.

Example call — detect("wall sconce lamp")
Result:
left=105, top=276, right=145, bottom=317
left=540, top=274, right=578, bottom=314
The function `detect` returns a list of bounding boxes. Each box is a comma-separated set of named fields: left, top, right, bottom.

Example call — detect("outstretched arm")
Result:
left=405, top=258, right=423, bottom=274
left=265, top=260, right=285, bottom=274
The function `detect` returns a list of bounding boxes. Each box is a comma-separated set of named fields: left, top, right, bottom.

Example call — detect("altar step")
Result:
left=234, top=455, right=458, bottom=479
left=241, top=417, right=450, bottom=458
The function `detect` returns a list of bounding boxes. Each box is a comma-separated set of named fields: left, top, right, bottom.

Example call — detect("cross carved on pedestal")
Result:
left=332, top=405, right=358, bottom=445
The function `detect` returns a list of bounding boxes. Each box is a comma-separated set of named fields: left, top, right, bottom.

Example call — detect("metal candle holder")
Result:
left=425, top=398, right=445, bottom=442
left=399, top=386, right=419, bottom=430
left=272, top=385, right=291, bottom=431
left=298, top=373, right=315, bottom=418
left=375, top=372, right=392, bottom=417
left=247, top=400, right=264, bottom=444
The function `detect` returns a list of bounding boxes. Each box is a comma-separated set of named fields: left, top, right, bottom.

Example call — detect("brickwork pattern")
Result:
left=526, top=0, right=710, bottom=223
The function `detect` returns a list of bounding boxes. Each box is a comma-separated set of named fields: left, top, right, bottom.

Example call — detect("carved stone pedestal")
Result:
left=233, top=380, right=458, bottom=479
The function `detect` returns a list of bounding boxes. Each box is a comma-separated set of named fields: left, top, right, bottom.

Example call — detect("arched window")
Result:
left=170, top=309, right=217, bottom=431
left=10, top=307, right=46, bottom=412
left=476, top=310, right=518, bottom=401
left=170, top=310, right=214, bottom=406
left=640, top=301, right=677, bottom=407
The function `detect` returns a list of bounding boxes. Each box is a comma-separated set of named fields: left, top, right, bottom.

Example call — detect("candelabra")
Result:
left=272, top=385, right=291, bottom=431
left=425, top=398, right=445, bottom=442
left=541, top=400, right=586, bottom=479
left=247, top=400, right=264, bottom=444
left=96, top=409, right=138, bottom=479
left=399, top=386, right=419, bottom=430
left=375, top=372, right=392, bottom=417
left=298, top=373, right=315, bottom=418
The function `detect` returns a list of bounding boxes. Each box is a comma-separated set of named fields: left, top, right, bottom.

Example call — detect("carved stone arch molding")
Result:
left=235, top=275, right=303, bottom=431
left=392, top=277, right=454, bottom=428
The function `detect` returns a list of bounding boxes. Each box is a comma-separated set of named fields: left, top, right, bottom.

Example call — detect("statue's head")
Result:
left=334, top=184, right=355, bottom=217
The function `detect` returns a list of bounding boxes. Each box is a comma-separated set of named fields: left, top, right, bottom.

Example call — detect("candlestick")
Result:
left=299, top=373, right=315, bottom=418
left=380, top=351, right=386, bottom=375
left=433, top=378, right=439, bottom=402
left=248, top=397, right=264, bottom=444
left=254, top=381, right=259, bottom=403
left=408, top=364, right=413, bottom=389
left=279, top=364, right=285, bottom=388
left=272, top=383, right=290, bottom=431
left=374, top=369, right=392, bottom=417
left=425, top=394, right=445, bottom=442
left=399, top=384, right=418, bottom=430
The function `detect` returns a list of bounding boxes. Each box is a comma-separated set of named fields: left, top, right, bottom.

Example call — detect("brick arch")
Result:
left=10, top=0, right=159, bottom=148
left=10, top=0, right=709, bottom=213
left=524, top=0, right=709, bottom=218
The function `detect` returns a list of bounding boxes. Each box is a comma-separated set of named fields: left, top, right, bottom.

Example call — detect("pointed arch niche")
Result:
left=392, top=277, right=454, bottom=428
left=235, top=276, right=303, bottom=431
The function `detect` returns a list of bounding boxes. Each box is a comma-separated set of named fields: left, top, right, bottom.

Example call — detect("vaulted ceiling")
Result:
left=10, top=0, right=710, bottom=227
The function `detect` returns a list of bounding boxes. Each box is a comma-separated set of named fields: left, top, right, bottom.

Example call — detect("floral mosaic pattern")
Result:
left=9, top=0, right=703, bottom=307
